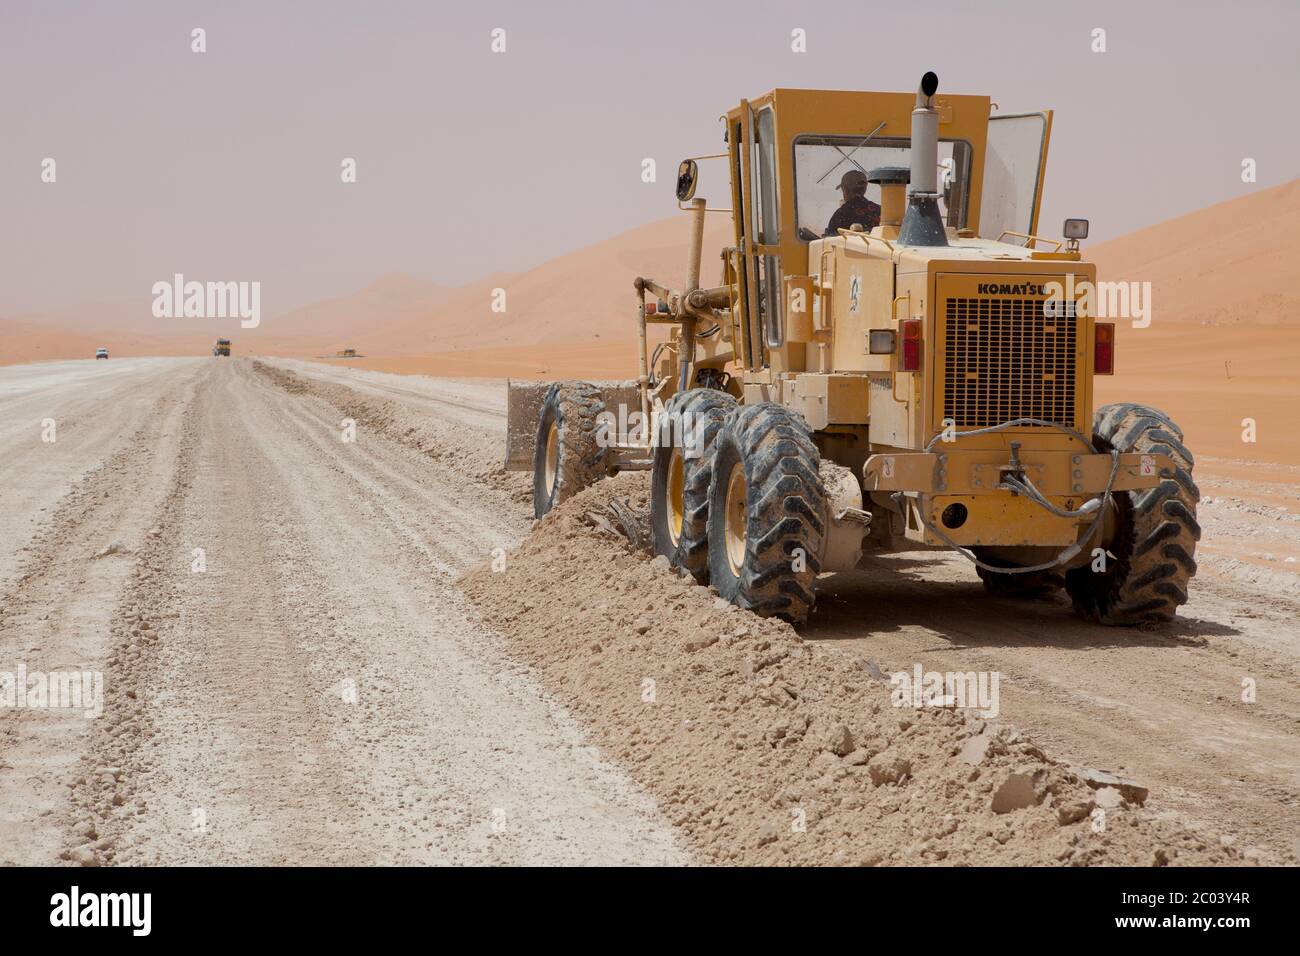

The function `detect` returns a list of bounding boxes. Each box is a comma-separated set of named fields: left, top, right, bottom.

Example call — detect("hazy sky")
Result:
left=2, top=0, right=1296, bottom=317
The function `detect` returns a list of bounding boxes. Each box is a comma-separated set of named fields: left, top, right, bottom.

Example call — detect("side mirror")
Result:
left=675, top=159, right=699, bottom=202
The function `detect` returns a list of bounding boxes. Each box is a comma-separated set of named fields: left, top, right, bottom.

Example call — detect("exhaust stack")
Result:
left=898, top=71, right=949, bottom=248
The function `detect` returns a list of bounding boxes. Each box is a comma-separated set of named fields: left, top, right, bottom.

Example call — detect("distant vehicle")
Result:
left=95, top=348, right=108, bottom=360
left=337, top=348, right=357, bottom=358
left=213, top=338, right=231, bottom=357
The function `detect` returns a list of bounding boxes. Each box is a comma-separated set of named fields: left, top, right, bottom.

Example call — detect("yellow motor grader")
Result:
left=506, top=72, right=1199, bottom=625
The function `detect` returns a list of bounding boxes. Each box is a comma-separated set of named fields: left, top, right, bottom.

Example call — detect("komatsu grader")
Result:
left=506, top=72, right=1199, bottom=625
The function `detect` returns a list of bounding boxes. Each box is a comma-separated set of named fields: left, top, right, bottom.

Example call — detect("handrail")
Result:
left=891, top=292, right=912, bottom=405
left=840, top=229, right=894, bottom=253
left=996, top=230, right=1063, bottom=252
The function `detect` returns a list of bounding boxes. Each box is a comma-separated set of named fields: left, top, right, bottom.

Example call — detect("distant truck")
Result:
left=337, top=348, right=357, bottom=358
left=213, top=338, right=231, bottom=357
left=95, top=348, right=108, bottom=360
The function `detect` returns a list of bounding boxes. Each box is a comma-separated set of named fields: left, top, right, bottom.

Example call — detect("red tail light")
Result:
left=900, top=319, right=922, bottom=372
left=1094, top=322, right=1115, bottom=375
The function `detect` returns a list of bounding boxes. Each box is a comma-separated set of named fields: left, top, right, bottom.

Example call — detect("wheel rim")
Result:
left=667, top=448, right=685, bottom=547
left=543, top=420, right=559, bottom=496
left=724, top=462, right=747, bottom=577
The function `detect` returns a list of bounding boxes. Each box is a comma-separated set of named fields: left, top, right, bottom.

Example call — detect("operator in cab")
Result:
left=823, top=168, right=880, bottom=235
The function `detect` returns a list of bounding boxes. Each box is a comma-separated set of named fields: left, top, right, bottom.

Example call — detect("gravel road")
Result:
left=2, top=355, right=1294, bottom=865
left=0, top=357, right=687, bottom=865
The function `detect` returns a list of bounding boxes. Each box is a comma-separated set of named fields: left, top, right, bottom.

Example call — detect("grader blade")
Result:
left=504, top=381, right=553, bottom=472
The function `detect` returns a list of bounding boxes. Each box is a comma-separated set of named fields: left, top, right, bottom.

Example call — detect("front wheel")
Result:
left=706, top=403, right=826, bottom=623
left=1064, top=404, right=1200, bottom=625
left=649, top=388, right=736, bottom=582
left=532, top=382, right=607, bottom=518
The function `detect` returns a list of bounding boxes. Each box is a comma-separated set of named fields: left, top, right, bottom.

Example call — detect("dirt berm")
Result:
left=252, top=360, right=530, bottom=502
left=463, top=475, right=1248, bottom=867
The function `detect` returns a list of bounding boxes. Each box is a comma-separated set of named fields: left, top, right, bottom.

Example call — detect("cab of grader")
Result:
left=507, top=71, right=1199, bottom=626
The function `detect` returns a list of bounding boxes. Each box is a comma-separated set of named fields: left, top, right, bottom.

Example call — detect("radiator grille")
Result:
left=942, top=297, right=1077, bottom=428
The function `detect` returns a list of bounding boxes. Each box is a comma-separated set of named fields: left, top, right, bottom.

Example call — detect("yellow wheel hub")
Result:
left=724, top=462, right=747, bottom=577
left=667, top=449, right=684, bottom=547
left=544, top=420, right=559, bottom=496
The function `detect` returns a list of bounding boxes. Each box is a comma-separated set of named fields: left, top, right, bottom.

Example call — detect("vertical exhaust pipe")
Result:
left=898, top=71, right=949, bottom=247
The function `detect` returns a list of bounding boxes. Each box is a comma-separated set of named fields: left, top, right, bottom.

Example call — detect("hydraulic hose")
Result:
left=896, top=418, right=1122, bottom=575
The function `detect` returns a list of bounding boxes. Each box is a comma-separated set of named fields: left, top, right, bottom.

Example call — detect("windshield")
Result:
left=793, top=135, right=971, bottom=241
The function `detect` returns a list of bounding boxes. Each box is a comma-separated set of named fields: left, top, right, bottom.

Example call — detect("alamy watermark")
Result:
left=50, top=886, right=150, bottom=936
left=151, top=273, right=260, bottom=328
left=890, top=664, right=1000, bottom=719
left=1, top=665, right=103, bottom=718
left=1044, top=274, right=1152, bottom=328
left=596, top=403, right=706, bottom=459
left=974, top=277, right=1152, bottom=328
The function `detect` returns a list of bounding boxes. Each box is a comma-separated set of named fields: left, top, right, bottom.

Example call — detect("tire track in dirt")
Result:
left=253, top=358, right=528, bottom=505
left=0, top=361, right=204, bottom=865
left=68, top=359, right=687, bottom=865
left=257, top=382, right=519, bottom=573
left=65, top=360, right=371, bottom=864
left=266, top=358, right=506, bottom=434
left=0, top=359, right=205, bottom=591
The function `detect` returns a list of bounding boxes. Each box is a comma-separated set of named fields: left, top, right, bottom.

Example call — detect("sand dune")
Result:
left=1088, top=179, right=1300, bottom=327
left=1085, top=180, right=1300, bottom=463
left=271, top=273, right=455, bottom=344
left=351, top=214, right=733, bottom=354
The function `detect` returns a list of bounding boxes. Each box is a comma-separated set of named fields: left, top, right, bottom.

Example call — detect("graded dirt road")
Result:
left=0, top=357, right=686, bottom=865
left=1, top=357, right=1294, bottom=865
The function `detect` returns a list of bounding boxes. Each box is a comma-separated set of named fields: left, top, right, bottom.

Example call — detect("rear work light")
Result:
left=1094, top=322, right=1115, bottom=375
left=900, top=319, right=923, bottom=372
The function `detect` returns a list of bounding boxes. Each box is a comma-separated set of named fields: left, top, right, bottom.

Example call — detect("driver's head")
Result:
left=837, top=169, right=868, bottom=200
